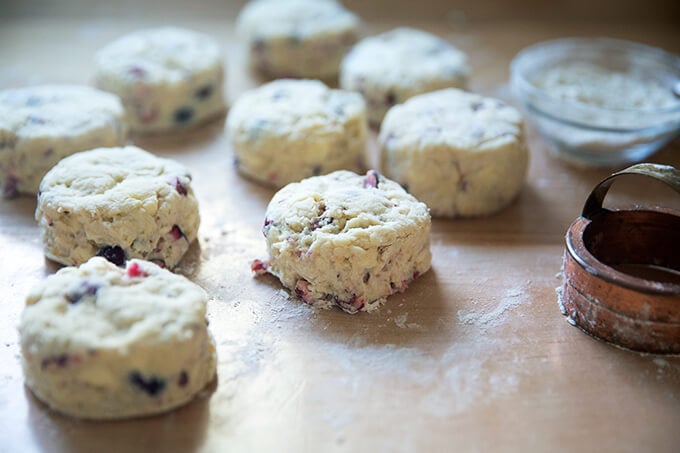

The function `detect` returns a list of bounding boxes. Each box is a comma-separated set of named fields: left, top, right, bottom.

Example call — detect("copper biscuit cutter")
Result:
left=560, top=163, right=680, bottom=354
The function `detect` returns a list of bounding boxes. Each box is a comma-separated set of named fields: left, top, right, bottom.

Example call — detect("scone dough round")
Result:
left=0, top=85, right=128, bottom=197
left=227, top=79, right=367, bottom=188
left=35, top=146, right=200, bottom=269
left=257, top=170, right=431, bottom=313
left=379, top=88, right=529, bottom=218
left=95, top=27, right=226, bottom=133
left=19, top=257, right=216, bottom=419
left=340, top=27, right=469, bottom=127
left=237, top=0, right=360, bottom=80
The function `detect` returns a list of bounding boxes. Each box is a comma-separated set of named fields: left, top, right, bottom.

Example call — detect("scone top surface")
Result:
left=38, top=145, right=192, bottom=205
left=341, top=27, right=469, bottom=89
left=20, top=258, right=207, bottom=353
left=228, top=79, right=365, bottom=135
left=380, top=88, right=529, bottom=218
left=266, top=170, right=429, bottom=247
left=0, top=85, right=126, bottom=139
left=381, top=88, right=524, bottom=152
left=95, top=27, right=222, bottom=84
left=237, top=0, right=359, bottom=39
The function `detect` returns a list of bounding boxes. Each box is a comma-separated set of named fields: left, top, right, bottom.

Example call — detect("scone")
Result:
left=19, top=257, right=216, bottom=419
left=0, top=85, right=127, bottom=197
left=237, top=0, right=360, bottom=80
left=340, top=27, right=469, bottom=128
left=379, top=88, right=529, bottom=217
left=35, top=146, right=200, bottom=269
left=253, top=170, right=432, bottom=313
left=95, top=27, right=226, bottom=133
left=227, top=79, right=367, bottom=188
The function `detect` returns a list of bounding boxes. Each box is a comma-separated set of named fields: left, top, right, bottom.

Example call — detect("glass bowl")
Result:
left=510, top=37, right=680, bottom=167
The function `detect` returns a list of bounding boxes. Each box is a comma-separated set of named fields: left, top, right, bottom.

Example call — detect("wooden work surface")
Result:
left=1, top=3, right=680, bottom=452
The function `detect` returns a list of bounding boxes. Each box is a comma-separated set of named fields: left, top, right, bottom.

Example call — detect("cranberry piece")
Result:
left=174, top=177, right=188, bottom=196
left=96, top=245, right=126, bottom=266
left=251, top=259, right=269, bottom=275
left=170, top=225, right=184, bottom=240
left=294, top=279, right=313, bottom=303
left=363, top=170, right=380, bottom=189
left=150, top=259, right=167, bottom=269
left=129, top=371, right=166, bottom=396
left=127, top=65, right=147, bottom=78
left=126, top=262, right=148, bottom=278
left=178, top=370, right=189, bottom=387
left=66, top=281, right=100, bottom=304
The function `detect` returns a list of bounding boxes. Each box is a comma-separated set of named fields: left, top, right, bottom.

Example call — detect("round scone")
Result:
left=0, top=85, right=127, bottom=198
left=252, top=170, right=432, bottom=314
left=237, top=0, right=360, bottom=80
left=95, top=27, right=226, bottom=133
left=19, top=257, right=216, bottom=419
left=340, top=27, right=469, bottom=128
left=227, top=79, right=367, bottom=188
left=379, top=88, right=529, bottom=218
left=35, top=146, right=200, bottom=269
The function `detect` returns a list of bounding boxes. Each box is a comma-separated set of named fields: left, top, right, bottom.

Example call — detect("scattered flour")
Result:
left=457, top=287, right=528, bottom=333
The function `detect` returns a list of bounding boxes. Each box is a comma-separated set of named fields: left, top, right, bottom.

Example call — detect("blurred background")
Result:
left=3, top=0, right=680, bottom=23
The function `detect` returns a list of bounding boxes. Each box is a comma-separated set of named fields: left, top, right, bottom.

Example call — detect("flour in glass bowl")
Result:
left=532, top=62, right=678, bottom=112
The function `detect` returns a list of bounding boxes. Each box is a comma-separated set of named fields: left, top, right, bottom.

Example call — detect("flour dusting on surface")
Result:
left=457, top=286, right=528, bottom=332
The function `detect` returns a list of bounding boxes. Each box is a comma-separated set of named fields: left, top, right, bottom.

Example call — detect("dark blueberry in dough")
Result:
left=41, top=354, right=69, bottom=370
left=129, top=371, right=167, bottom=396
left=96, top=245, right=126, bottom=266
left=471, top=102, right=484, bottom=111
left=312, top=165, right=322, bottom=176
left=288, top=34, right=302, bottom=46
left=178, top=370, right=189, bottom=387
left=195, top=85, right=214, bottom=100
left=271, top=90, right=288, bottom=101
left=25, top=95, right=41, bottom=107
left=66, top=281, right=100, bottom=304
left=174, top=107, right=194, bottom=124
left=252, top=38, right=266, bottom=52
left=385, top=91, right=397, bottom=106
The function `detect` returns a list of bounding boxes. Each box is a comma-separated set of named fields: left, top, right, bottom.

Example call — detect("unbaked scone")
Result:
left=227, top=79, right=367, bottom=188
left=19, top=257, right=216, bottom=419
left=35, top=146, right=200, bottom=269
left=95, top=27, right=226, bottom=133
left=237, top=0, right=360, bottom=80
left=379, top=88, right=529, bottom=217
left=0, top=85, right=127, bottom=198
left=252, top=170, right=431, bottom=313
left=340, top=27, right=469, bottom=128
